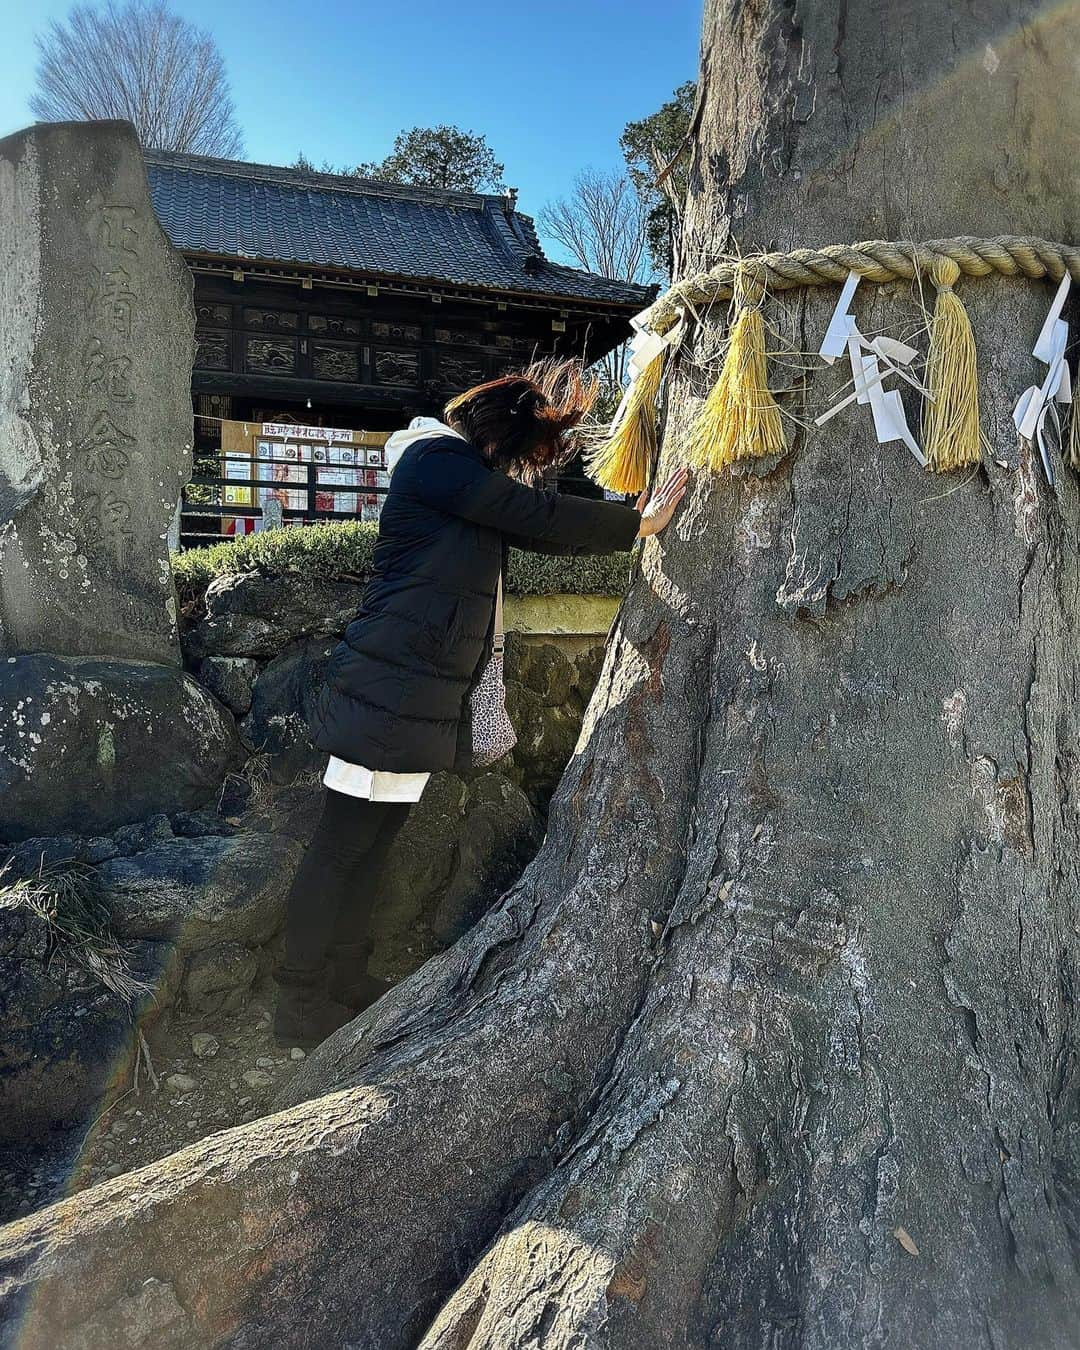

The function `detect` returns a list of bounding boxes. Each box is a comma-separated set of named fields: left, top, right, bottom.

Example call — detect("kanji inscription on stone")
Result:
left=0, top=121, right=196, bottom=663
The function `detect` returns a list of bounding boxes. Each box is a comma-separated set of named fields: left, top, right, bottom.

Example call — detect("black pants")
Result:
left=282, top=788, right=411, bottom=971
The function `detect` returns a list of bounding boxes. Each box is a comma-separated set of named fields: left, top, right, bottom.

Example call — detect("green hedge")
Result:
left=172, top=520, right=632, bottom=604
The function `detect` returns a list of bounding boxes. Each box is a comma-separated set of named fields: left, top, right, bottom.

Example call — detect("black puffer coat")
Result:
left=310, top=433, right=640, bottom=772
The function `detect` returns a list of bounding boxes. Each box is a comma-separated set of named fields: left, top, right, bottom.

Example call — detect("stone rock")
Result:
left=432, top=774, right=543, bottom=944
left=100, top=830, right=302, bottom=950
left=2, top=815, right=226, bottom=878
left=505, top=680, right=583, bottom=808
left=197, top=656, right=259, bottom=716
left=165, top=1074, right=197, bottom=1093
left=245, top=781, right=324, bottom=843
left=242, top=1068, right=272, bottom=1089
left=0, top=121, right=194, bottom=665
left=239, top=638, right=336, bottom=781
left=0, top=655, right=241, bottom=842
left=367, top=770, right=543, bottom=964
left=573, top=643, right=605, bottom=700
left=0, top=906, right=176, bottom=1143
left=108, top=814, right=179, bottom=856
left=169, top=809, right=240, bottom=840
left=377, top=773, right=468, bottom=929
left=191, top=1033, right=219, bottom=1059
left=185, top=572, right=362, bottom=660
left=505, top=637, right=576, bottom=708
left=290, top=1047, right=306, bottom=1060
left=181, top=941, right=258, bottom=1016
left=3, top=833, right=90, bottom=875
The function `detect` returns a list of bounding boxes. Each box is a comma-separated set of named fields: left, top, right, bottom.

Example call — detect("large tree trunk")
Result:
left=4, top=4, right=1080, bottom=1347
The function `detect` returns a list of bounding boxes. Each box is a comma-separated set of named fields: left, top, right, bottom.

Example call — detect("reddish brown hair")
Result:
left=444, top=358, right=599, bottom=484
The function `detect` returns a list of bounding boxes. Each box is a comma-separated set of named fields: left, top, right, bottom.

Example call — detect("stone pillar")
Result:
left=0, top=120, right=195, bottom=665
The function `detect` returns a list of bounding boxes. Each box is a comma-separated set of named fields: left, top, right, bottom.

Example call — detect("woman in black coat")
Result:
left=274, top=361, right=688, bottom=1048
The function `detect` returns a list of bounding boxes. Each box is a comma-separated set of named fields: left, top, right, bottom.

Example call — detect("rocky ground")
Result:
left=0, top=771, right=526, bottom=1226
left=0, top=920, right=440, bottom=1224
left=0, top=631, right=600, bottom=1226
left=0, top=981, right=299, bottom=1223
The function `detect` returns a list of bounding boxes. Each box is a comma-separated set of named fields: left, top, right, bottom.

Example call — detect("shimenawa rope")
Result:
left=643, top=235, right=1080, bottom=335
left=586, top=234, right=1079, bottom=493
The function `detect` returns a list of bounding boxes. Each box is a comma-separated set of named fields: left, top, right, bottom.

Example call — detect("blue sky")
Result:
left=1, top=1, right=700, bottom=262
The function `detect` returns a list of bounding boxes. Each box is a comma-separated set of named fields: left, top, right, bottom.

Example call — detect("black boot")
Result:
left=327, top=941, right=394, bottom=1014
left=272, top=966, right=352, bottom=1050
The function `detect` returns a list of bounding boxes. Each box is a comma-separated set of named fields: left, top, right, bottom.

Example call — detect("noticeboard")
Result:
left=218, top=420, right=391, bottom=536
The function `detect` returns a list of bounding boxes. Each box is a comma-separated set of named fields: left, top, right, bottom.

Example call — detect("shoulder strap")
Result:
left=493, top=571, right=504, bottom=655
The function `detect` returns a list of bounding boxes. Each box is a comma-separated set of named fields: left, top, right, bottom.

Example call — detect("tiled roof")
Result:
left=143, top=150, right=653, bottom=310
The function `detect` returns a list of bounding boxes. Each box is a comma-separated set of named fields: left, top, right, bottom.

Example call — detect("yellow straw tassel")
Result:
left=686, top=273, right=785, bottom=471
left=584, top=348, right=664, bottom=495
left=922, top=255, right=981, bottom=472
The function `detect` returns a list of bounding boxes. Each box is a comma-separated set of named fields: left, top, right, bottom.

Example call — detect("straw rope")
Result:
left=644, top=235, right=1080, bottom=334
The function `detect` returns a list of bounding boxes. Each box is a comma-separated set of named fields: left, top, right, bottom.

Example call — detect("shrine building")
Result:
left=143, top=150, right=651, bottom=543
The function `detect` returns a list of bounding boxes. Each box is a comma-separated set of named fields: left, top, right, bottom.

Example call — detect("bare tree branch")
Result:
left=30, top=0, right=244, bottom=158
left=539, top=169, right=654, bottom=393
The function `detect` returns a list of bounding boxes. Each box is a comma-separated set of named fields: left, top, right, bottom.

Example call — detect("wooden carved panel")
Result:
left=195, top=330, right=230, bottom=370
left=374, top=348, right=420, bottom=386
left=245, top=336, right=296, bottom=373
left=312, top=343, right=360, bottom=382
left=373, top=321, right=422, bottom=342
left=438, top=353, right=486, bottom=390
left=196, top=302, right=231, bottom=326
left=435, top=326, right=482, bottom=347
left=243, top=308, right=299, bottom=331
left=309, top=314, right=362, bottom=336
left=496, top=335, right=540, bottom=354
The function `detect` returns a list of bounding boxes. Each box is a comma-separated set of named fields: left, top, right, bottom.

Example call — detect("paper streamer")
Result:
left=815, top=273, right=927, bottom=466
left=1013, top=274, right=1072, bottom=484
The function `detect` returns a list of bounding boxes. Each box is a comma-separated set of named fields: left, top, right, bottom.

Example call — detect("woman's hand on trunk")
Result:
left=635, top=466, right=689, bottom=538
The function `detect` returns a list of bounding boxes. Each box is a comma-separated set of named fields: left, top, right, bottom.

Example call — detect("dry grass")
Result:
left=0, top=857, right=150, bottom=1004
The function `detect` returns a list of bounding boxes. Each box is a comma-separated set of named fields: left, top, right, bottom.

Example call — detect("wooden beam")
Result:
left=192, top=370, right=408, bottom=408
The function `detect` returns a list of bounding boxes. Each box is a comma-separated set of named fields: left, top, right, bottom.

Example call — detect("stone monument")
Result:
left=0, top=122, right=238, bottom=840
left=0, top=119, right=194, bottom=664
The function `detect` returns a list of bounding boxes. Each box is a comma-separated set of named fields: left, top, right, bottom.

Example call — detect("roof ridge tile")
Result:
left=143, top=147, right=506, bottom=210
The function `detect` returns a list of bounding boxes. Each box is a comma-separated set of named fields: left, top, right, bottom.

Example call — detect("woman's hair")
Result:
left=444, top=358, right=599, bottom=484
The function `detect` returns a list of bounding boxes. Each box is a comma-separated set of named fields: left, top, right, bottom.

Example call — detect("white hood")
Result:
left=384, top=417, right=464, bottom=474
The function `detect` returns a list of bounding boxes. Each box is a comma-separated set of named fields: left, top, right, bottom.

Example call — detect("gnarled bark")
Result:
left=3, top=3, right=1080, bottom=1346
